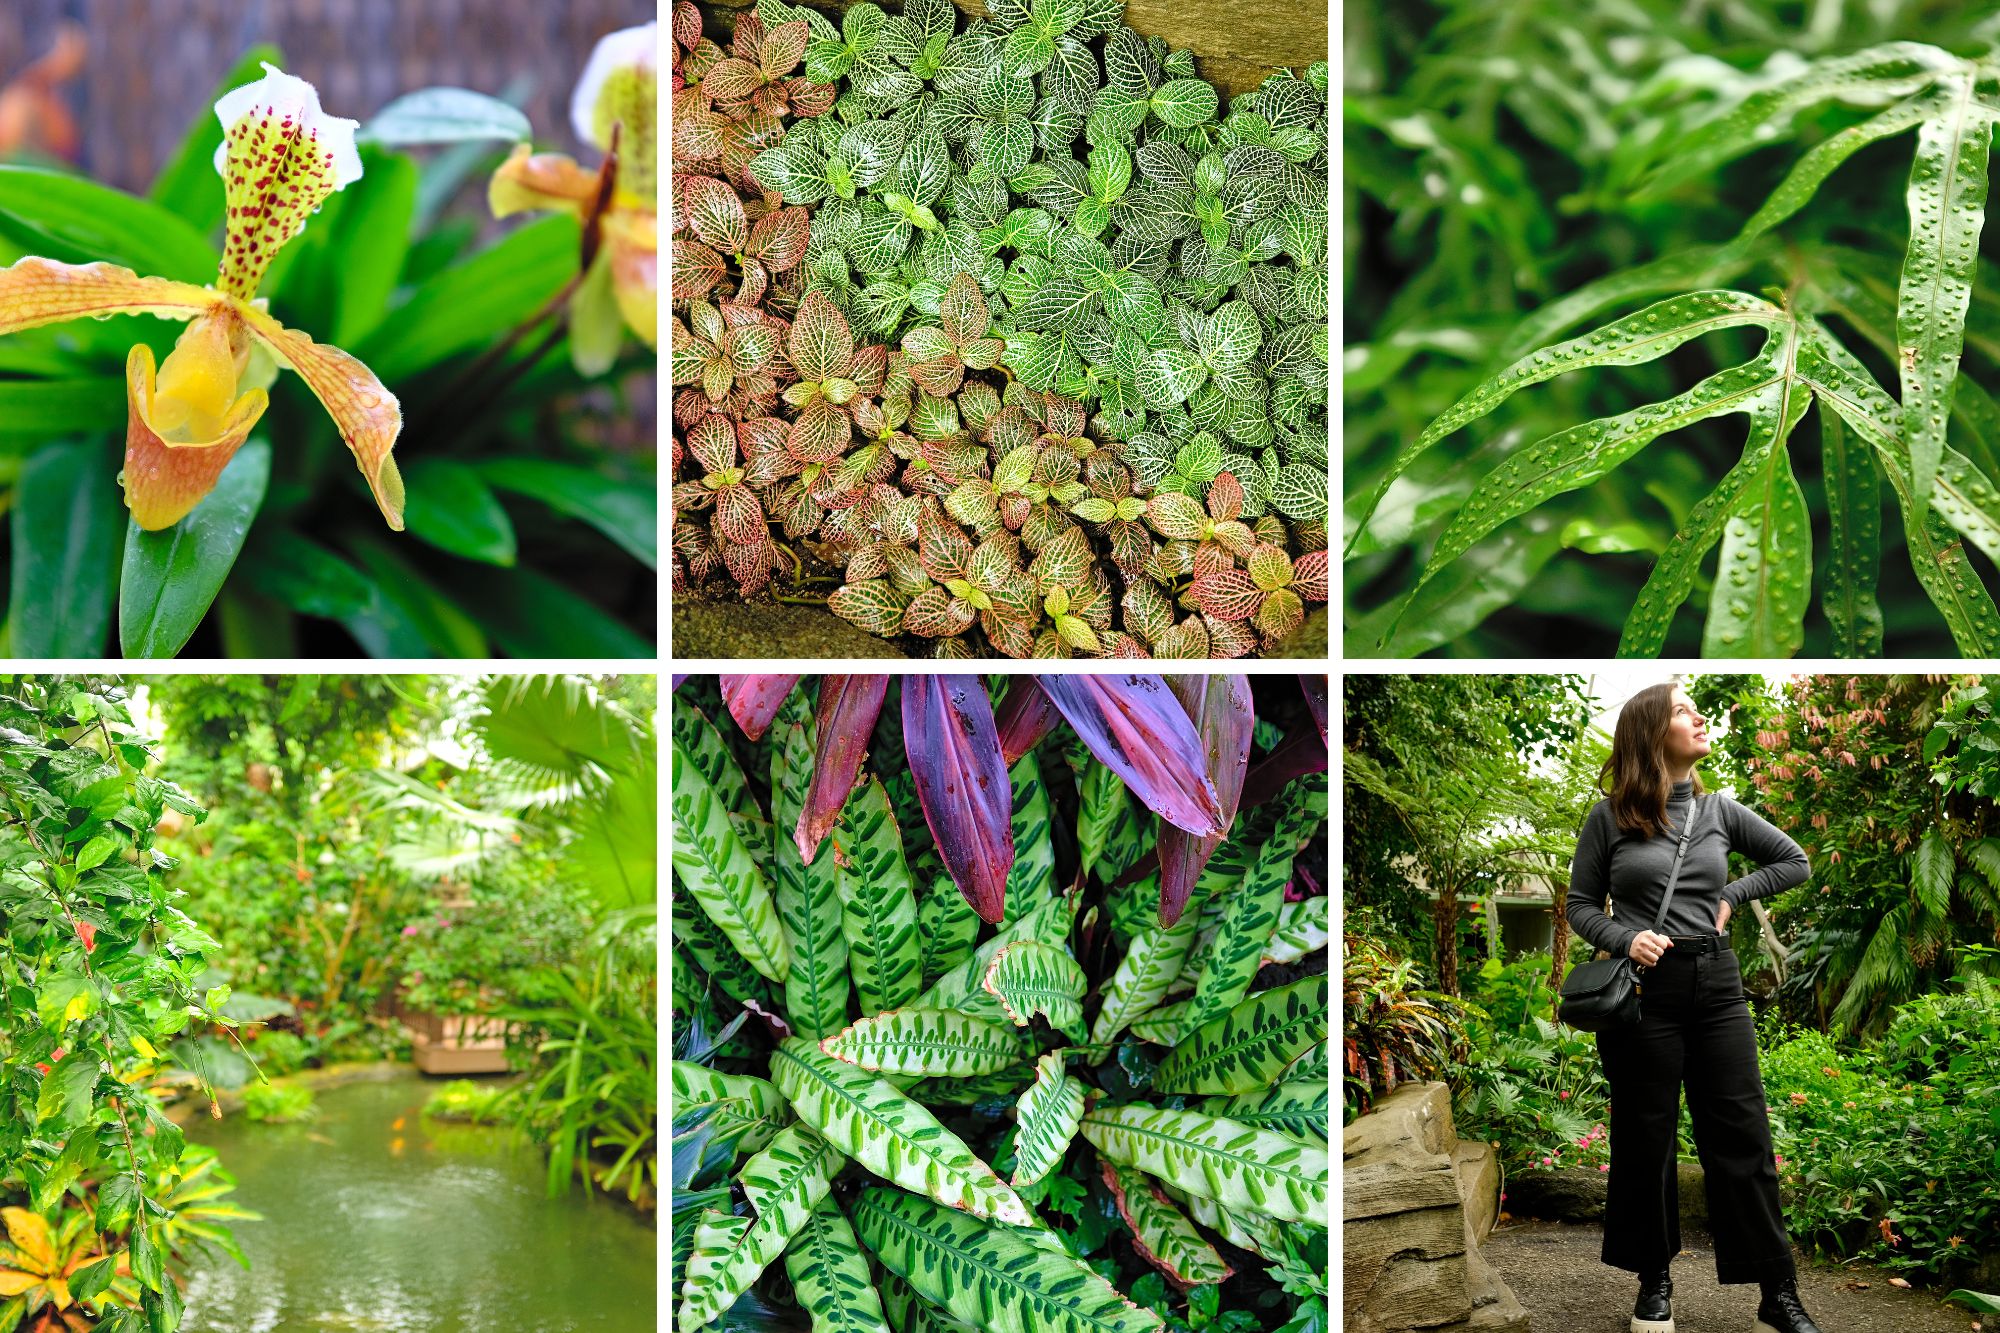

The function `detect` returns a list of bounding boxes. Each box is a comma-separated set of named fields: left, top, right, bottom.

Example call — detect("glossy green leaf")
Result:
left=1821, top=409, right=1885, bottom=657
left=1699, top=373, right=1813, bottom=658
left=363, top=87, right=532, bottom=145
left=479, top=458, right=656, bottom=570
left=10, top=438, right=120, bottom=656
left=785, top=1196, right=894, bottom=1333
left=234, top=528, right=373, bottom=621
left=1154, top=975, right=1326, bottom=1095
left=1733, top=90, right=1938, bottom=247
left=671, top=1062, right=790, bottom=1157
left=1100, top=1161, right=1232, bottom=1285
left=836, top=777, right=924, bottom=1014
left=1008, top=1052, right=1084, bottom=1188
left=0, top=379, right=126, bottom=433
left=341, top=532, right=489, bottom=658
left=402, top=458, right=518, bottom=566
left=678, top=1126, right=842, bottom=1332
left=670, top=733, right=792, bottom=984
left=1200, top=1080, right=1328, bottom=1146
left=821, top=1008, right=1026, bottom=1077
left=1079, top=1103, right=1329, bottom=1226
left=982, top=940, right=1087, bottom=1037
left=0, top=165, right=218, bottom=283
left=770, top=1038, right=1033, bottom=1226
left=118, top=440, right=269, bottom=659
left=850, top=1188, right=1163, bottom=1333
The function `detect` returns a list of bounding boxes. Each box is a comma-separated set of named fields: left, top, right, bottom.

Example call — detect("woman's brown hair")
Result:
left=1599, top=682, right=1703, bottom=838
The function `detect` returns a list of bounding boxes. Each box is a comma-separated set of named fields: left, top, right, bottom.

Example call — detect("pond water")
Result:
left=178, top=1072, right=657, bottom=1332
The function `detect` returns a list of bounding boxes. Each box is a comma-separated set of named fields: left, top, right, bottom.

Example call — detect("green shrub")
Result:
left=249, top=1031, right=309, bottom=1077
left=423, top=1078, right=511, bottom=1125
left=242, top=1082, right=318, bottom=1124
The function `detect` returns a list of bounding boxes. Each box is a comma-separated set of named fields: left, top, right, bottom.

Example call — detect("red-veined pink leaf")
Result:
left=1035, top=675, right=1225, bottom=837
left=996, top=677, right=1058, bottom=766
left=798, top=674, right=889, bottom=863
left=746, top=206, right=810, bottom=272
left=684, top=174, right=749, bottom=252
left=1156, top=674, right=1252, bottom=925
left=903, top=676, right=1014, bottom=924
left=827, top=580, right=909, bottom=636
left=760, top=20, right=810, bottom=77
left=671, top=238, right=726, bottom=300
left=1292, top=550, right=1328, bottom=602
left=720, top=675, right=801, bottom=741
left=704, top=57, right=768, bottom=104
left=1192, top=569, right=1262, bottom=621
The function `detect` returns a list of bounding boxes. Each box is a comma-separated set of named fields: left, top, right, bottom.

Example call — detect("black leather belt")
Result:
left=1662, top=934, right=1729, bottom=955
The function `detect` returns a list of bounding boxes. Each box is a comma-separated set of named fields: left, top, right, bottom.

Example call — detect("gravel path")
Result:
left=1484, top=1218, right=1984, bottom=1333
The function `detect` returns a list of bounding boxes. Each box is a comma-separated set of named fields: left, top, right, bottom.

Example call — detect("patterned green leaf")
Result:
left=916, top=873, right=982, bottom=987
left=1150, top=78, right=1218, bottom=129
left=837, top=777, right=924, bottom=1014
left=675, top=893, right=779, bottom=1009
left=1080, top=1104, right=1329, bottom=1226
left=821, top=1008, right=1027, bottom=1077
left=772, top=712, right=853, bottom=1040
left=1001, top=753, right=1057, bottom=924
left=1199, top=301, right=1262, bottom=370
left=1129, top=998, right=1191, bottom=1047
left=1155, top=1179, right=1287, bottom=1260
left=1089, top=914, right=1199, bottom=1044
left=1897, top=72, right=1996, bottom=519
left=772, top=1038, right=1034, bottom=1225
left=851, top=1188, right=1164, bottom=1333
left=1265, top=897, right=1329, bottom=964
left=1154, top=975, right=1326, bottom=1095
left=1201, top=1080, right=1329, bottom=1146
left=785, top=1197, right=894, bottom=1333
left=1178, top=784, right=1321, bottom=1030
left=1821, top=408, right=1885, bottom=657
left=881, top=1265, right=982, bottom=1333
left=1138, top=348, right=1207, bottom=407
left=982, top=940, right=1087, bottom=1037
left=1700, top=371, right=1813, bottom=657
left=1282, top=1038, right=1330, bottom=1083
left=1010, top=1052, right=1085, bottom=1187
left=672, top=735, right=792, bottom=984
left=1348, top=290, right=1785, bottom=554
left=671, top=1062, right=791, bottom=1157
left=914, top=888, right=1076, bottom=1026
left=678, top=1126, right=842, bottom=1332
left=1100, top=1161, right=1232, bottom=1285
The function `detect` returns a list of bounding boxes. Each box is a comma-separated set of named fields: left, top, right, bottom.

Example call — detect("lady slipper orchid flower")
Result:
left=490, top=21, right=657, bottom=374
left=0, top=63, right=403, bottom=531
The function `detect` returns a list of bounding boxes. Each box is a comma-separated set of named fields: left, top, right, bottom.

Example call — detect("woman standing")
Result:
left=1566, top=682, right=1820, bottom=1333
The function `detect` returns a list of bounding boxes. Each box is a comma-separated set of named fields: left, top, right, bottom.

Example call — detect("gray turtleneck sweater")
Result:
left=1566, top=779, right=1809, bottom=958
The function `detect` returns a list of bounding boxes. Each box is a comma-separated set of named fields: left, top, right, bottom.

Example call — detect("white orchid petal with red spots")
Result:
left=212, top=63, right=362, bottom=299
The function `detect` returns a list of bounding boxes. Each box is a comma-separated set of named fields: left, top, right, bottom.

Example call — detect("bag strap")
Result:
left=1648, top=793, right=1707, bottom=934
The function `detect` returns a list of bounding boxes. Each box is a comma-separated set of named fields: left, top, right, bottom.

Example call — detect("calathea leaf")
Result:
left=1153, top=975, right=1326, bottom=1095
left=1200, top=1080, right=1329, bottom=1147
left=678, top=1126, right=843, bottom=1332
left=834, top=777, right=924, bottom=1014
left=1099, top=1161, right=1232, bottom=1286
left=1177, top=780, right=1322, bottom=1031
left=671, top=1062, right=791, bottom=1158
left=770, top=1038, right=1033, bottom=1226
left=784, top=1196, right=894, bottom=1333
left=913, top=887, right=1077, bottom=1028
left=1090, top=911, right=1201, bottom=1044
left=770, top=710, right=853, bottom=1042
left=850, top=1188, right=1165, bottom=1333
left=671, top=733, right=793, bottom=984
left=820, top=1008, right=1027, bottom=1077
left=1009, top=1052, right=1085, bottom=1188
left=1079, top=1103, right=1330, bottom=1227
left=981, top=939, right=1087, bottom=1038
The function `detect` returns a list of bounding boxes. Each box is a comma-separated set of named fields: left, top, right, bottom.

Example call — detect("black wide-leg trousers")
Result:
left=1595, top=942, right=1796, bottom=1284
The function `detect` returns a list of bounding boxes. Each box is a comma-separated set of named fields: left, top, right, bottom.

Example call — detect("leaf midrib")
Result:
left=1084, top=1108, right=1322, bottom=1189
left=1163, top=999, right=1319, bottom=1085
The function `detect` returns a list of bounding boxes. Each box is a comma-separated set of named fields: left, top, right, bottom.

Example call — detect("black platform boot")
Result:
left=1752, top=1277, right=1825, bottom=1333
left=1631, top=1268, right=1674, bottom=1333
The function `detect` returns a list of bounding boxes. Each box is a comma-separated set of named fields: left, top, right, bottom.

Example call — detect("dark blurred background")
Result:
left=0, top=0, right=651, bottom=193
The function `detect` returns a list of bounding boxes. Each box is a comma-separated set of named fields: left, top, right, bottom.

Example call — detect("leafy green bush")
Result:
left=672, top=675, right=1329, bottom=1333
left=241, top=1082, right=317, bottom=1124
left=247, top=1031, right=308, bottom=1077
left=1450, top=954, right=1612, bottom=1177
left=0, top=39, right=655, bottom=659
left=422, top=1078, right=510, bottom=1124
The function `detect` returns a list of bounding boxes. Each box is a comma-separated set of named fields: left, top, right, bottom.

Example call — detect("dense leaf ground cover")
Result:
left=672, top=673, right=1330, bottom=1333
left=1344, top=672, right=2000, bottom=1288
left=1345, top=0, right=2000, bottom=656
left=673, top=0, right=1330, bottom=658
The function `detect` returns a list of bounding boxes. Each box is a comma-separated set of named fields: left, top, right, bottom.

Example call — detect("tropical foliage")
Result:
left=672, top=673, right=1329, bottom=1333
left=1345, top=1, right=2000, bottom=656
left=672, top=0, right=1330, bottom=657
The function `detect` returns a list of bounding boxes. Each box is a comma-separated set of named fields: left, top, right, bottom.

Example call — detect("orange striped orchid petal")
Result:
left=0, top=256, right=214, bottom=336
left=123, top=308, right=269, bottom=530
left=237, top=302, right=404, bottom=530
left=488, top=144, right=599, bottom=219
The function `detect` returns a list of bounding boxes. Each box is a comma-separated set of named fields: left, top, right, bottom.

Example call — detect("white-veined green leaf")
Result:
left=1009, top=1053, right=1085, bottom=1187
left=1150, top=79, right=1218, bottom=129
left=771, top=1038, right=1033, bottom=1226
left=851, top=1188, right=1165, bottom=1333
left=1080, top=1104, right=1329, bottom=1226
left=1153, top=975, right=1326, bottom=1095
left=821, top=1009, right=1027, bottom=1077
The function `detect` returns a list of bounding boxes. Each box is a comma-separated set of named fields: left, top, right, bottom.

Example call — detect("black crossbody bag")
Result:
left=1557, top=794, right=1707, bottom=1032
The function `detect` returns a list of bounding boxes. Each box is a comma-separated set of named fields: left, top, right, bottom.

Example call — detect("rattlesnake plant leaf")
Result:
left=678, top=1126, right=842, bottom=1332
left=982, top=939, right=1088, bottom=1037
left=1001, top=753, right=1057, bottom=924
left=1896, top=71, right=1996, bottom=521
left=1079, top=1103, right=1330, bottom=1227
left=671, top=1062, right=791, bottom=1157
left=1155, top=1179, right=1288, bottom=1261
left=1177, top=782, right=1321, bottom=1030
left=1265, top=895, right=1330, bottom=964
left=672, top=699, right=759, bottom=824
left=771, top=1038, right=1034, bottom=1225
left=1009, top=1052, right=1085, bottom=1187
left=771, top=711, right=853, bottom=1041
left=1281, top=1038, right=1330, bottom=1084
left=880, top=1265, right=982, bottom=1333
left=1201, top=1080, right=1329, bottom=1147
left=820, top=1008, right=1027, bottom=1077
left=1153, top=975, right=1326, bottom=1095
left=915, top=887, right=1077, bottom=1027
left=1099, top=1161, right=1232, bottom=1286
left=916, top=872, right=983, bottom=987
left=1129, top=998, right=1191, bottom=1046
left=672, top=733, right=792, bottom=984
left=851, top=1188, right=1164, bottom=1333
left=676, top=893, right=780, bottom=1009
left=836, top=777, right=924, bottom=1014
left=1821, top=410, right=1886, bottom=657
left=1090, top=912, right=1200, bottom=1044
left=1347, top=290, right=1785, bottom=556
left=785, top=1196, right=894, bottom=1333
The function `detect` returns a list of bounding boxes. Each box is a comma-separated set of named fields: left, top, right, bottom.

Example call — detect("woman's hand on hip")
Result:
left=1716, top=900, right=1733, bottom=931
left=1628, top=930, right=1673, bottom=966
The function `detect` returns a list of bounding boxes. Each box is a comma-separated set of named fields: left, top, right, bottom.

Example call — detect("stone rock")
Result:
left=673, top=601, right=908, bottom=658
left=1504, top=1167, right=1607, bottom=1223
left=1456, top=1140, right=1500, bottom=1245
left=1345, top=1082, right=1532, bottom=1333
